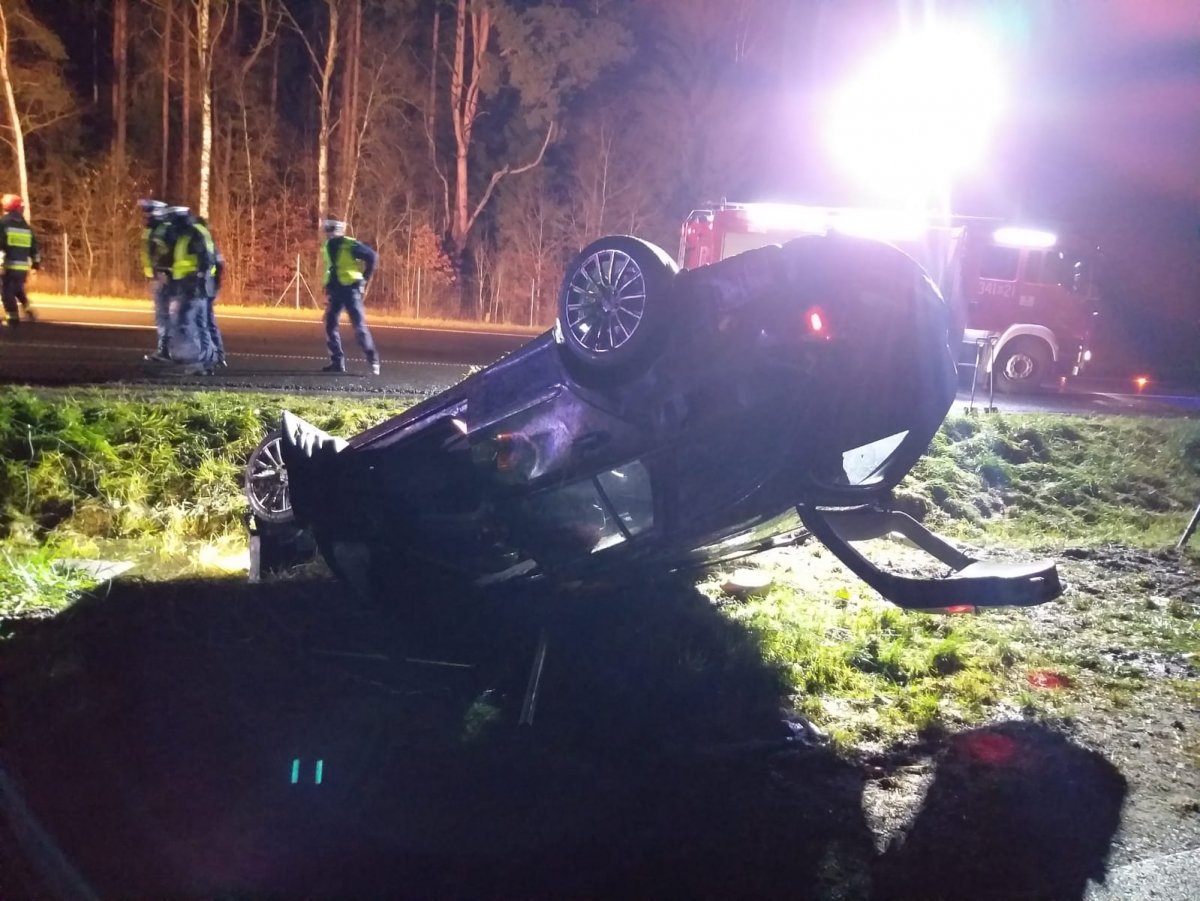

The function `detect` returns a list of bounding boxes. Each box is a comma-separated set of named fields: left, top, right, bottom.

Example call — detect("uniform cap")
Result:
left=1, top=194, right=24, bottom=213
left=322, top=219, right=347, bottom=235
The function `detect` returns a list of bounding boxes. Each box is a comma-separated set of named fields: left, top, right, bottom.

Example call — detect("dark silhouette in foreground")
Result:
left=0, top=575, right=1124, bottom=899
left=873, top=721, right=1127, bottom=901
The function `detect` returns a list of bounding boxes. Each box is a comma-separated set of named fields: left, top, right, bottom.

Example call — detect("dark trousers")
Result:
left=170, top=285, right=216, bottom=365
left=2, top=270, right=31, bottom=320
left=206, top=297, right=224, bottom=358
left=324, top=284, right=377, bottom=364
left=150, top=274, right=172, bottom=352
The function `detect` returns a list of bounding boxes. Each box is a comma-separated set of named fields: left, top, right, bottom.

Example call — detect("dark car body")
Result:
left=256, top=233, right=1060, bottom=610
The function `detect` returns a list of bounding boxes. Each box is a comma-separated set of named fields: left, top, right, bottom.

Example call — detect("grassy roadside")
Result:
left=1, top=387, right=1197, bottom=749
left=0, top=386, right=405, bottom=612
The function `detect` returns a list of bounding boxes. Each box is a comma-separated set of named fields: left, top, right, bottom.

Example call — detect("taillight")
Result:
left=804, top=306, right=830, bottom=339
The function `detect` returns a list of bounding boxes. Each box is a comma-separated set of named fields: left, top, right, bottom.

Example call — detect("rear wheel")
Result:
left=555, top=235, right=678, bottom=379
left=994, top=337, right=1052, bottom=394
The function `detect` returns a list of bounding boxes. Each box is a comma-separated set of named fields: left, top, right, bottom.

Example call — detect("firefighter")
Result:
left=0, top=194, right=40, bottom=327
left=166, top=206, right=219, bottom=375
left=139, top=198, right=174, bottom=361
left=320, top=219, right=379, bottom=374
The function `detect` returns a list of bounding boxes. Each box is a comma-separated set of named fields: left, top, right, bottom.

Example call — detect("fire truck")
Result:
left=678, top=202, right=1101, bottom=392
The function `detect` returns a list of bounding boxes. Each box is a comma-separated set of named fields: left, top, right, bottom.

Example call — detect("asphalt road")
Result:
left=0, top=296, right=530, bottom=396
left=2, top=297, right=1198, bottom=416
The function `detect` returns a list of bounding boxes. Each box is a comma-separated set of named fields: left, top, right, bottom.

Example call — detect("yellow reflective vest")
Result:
left=171, top=222, right=217, bottom=280
left=322, top=237, right=366, bottom=287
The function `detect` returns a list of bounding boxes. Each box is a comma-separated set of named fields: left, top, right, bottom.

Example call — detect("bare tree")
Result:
left=444, top=0, right=552, bottom=261
left=0, top=2, right=28, bottom=215
left=283, top=0, right=339, bottom=219
left=0, top=0, right=77, bottom=219
left=336, top=0, right=360, bottom=212
left=235, top=0, right=282, bottom=254
left=160, top=0, right=172, bottom=196
left=431, top=0, right=630, bottom=305
left=181, top=2, right=190, bottom=203
left=194, top=0, right=229, bottom=219
left=112, top=0, right=127, bottom=177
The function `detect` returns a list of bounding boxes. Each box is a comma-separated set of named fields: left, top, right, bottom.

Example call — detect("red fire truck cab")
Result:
left=679, top=202, right=1101, bottom=392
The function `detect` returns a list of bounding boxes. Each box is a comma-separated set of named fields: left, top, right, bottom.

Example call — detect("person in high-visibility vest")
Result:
left=320, top=218, right=379, bottom=374
left=139, top=198, right=174, bottom=361
left=165, top=206, right=219, bottom=375
left=0, top=194, right=40, bottom=327
left=193, top=215, right=227, bottom=368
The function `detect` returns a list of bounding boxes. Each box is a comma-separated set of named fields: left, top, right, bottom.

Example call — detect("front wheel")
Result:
left=555, top=235, right=678, bottom=379
left=245, top=431, right=295, bottom=524
left=994, top=337, right=1052, bottom=394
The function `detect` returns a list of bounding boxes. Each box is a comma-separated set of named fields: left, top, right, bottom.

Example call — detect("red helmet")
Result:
left=1, top=194, right=23, bottom=213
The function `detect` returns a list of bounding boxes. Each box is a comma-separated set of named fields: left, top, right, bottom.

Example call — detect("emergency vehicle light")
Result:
left=993, top=227, right=1056, bottom=249
left=742, top=203, right=829, bottom=235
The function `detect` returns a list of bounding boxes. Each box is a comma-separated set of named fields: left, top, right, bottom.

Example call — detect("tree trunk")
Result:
left=160, top=0, right=172, bottom=197
left=112, top=0, right=127, bottom=176
left=181, top=3, right=191, bottom=205
left=449, top=0, right=470, bottom=251
left=317, top=0, right=339, bottom=218
left=269, top=30, right=279, bottom=119
left=338, top=0, right=361, bottom=216
left=197, top=0, right=212, bottom=218
left=427, top=7, right=448, bottom=232
left=239, top=0, right=278, bottom=275
left=0, top=4, right=29, bottom=218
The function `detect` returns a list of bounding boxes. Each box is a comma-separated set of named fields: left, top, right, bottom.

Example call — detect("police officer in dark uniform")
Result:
left=193, top=215, right=227, bottom=367
left=166, top=206, right=219, bottom=375
left=139, top=199, right=174, bottom=361
left=0, top=194, right=40, bottom=327
left=320, top=218, right=379, bottom=374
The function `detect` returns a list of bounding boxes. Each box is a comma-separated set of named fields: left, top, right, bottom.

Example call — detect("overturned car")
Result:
left=245, top=232, right=1061, bottom=612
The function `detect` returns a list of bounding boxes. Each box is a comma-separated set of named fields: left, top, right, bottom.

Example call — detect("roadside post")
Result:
left=966, top=336, right=999, bottom=414
left=1179, top=502, right=1200, bottom=548
left=273, top=254, right=318, bottom=310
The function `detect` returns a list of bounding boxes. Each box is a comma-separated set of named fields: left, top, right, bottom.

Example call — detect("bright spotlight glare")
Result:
left=826, top=25, right=1006, bottom=201
left=830, top=209, right=927, bottom=242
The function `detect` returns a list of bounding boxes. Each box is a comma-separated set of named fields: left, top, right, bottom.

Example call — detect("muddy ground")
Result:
left=0, top=542, right=1197, bottom=900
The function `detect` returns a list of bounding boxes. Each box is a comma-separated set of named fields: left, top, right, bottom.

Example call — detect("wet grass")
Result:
left=0, top=386, right=405, bottom=615
left=702, top=571, right=1072, bottom=750
left=899, top=414, right=1200, bottom=546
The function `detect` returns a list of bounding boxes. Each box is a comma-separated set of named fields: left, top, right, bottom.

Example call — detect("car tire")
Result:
left=994, top=336, right=1052, bottom=394
left=555, top=235, right=678, bottom=378
left=245, top=430, right=295, bottom=524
